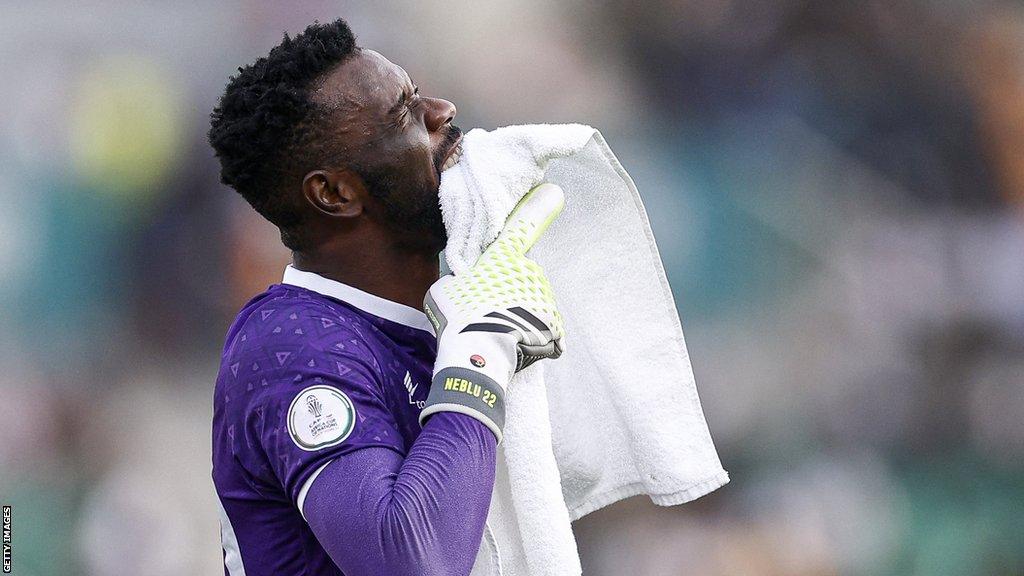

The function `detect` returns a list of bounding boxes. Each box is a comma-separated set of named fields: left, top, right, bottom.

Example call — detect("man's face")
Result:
left=313, top=49, right=462, bottom=251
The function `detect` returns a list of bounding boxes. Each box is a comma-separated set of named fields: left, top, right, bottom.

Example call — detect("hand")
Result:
left=419, top=183, right=566, bottom=443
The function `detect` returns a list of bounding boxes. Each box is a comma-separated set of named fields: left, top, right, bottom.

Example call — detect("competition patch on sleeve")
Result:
left=287, top=385, right=356, bottom=451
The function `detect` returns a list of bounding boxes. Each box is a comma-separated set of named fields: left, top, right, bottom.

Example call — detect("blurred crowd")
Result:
left=1, top=1, right=1022, bottom=575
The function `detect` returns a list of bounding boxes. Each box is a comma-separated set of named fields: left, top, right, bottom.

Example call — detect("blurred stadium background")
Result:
left=1, top=1, right=1023, bottom=574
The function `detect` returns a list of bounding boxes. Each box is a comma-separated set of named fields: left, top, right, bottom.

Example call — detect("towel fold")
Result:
left=439, top=124, right=728, bottom=576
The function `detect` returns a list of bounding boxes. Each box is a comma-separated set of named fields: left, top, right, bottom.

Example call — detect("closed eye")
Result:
left=388, top=84, right=418, bottom=116
left=390, top=85, right=420, bottom=129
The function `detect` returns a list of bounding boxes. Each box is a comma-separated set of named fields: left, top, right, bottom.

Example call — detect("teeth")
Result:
left=441, top=144, right=463, bottom=172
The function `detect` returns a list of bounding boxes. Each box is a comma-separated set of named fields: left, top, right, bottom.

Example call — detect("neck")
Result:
left=292, top=236, right=441, bottom=312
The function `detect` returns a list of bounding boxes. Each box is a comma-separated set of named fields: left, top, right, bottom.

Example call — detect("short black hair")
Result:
left=208, top=19, right=357, bottom=250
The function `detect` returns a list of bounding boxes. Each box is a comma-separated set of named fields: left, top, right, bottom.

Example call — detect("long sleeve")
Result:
left=301, top=411, right=498, bottom=576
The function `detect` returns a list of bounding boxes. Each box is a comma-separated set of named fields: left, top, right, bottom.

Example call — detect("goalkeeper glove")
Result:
left=419, top=183, right=566, bottom=443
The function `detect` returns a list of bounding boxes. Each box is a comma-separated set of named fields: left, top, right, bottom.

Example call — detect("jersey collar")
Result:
left=281, top=265, right=435, bottom=334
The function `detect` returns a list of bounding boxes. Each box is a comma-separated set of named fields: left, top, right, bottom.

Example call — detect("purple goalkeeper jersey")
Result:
left=213, top=266, right=493, bottom=576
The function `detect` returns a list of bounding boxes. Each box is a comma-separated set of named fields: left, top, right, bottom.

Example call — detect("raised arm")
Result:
left=303, top=184, right=566, bottom=576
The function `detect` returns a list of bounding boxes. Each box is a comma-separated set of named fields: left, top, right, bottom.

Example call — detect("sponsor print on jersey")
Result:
left=404, top=371, right=426, bottom=409
left=287, top=385, right=356, bottom=451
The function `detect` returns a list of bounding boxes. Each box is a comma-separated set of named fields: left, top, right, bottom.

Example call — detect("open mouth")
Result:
left=439, top=135, right=464, bottom=173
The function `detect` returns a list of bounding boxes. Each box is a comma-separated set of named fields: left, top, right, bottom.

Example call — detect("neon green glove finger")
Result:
left=483, top=182, right=565, bottom=260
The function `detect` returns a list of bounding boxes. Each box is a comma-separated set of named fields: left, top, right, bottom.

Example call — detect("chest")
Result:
left=374, top=335, right=436, bottom=449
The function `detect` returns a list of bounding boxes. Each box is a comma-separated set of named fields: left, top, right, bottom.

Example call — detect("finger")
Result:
left=423, top=274, right=454, bottom=336
left=491, top=182, right=565, bottom=256
left=551, top=337, right=565, bottom=359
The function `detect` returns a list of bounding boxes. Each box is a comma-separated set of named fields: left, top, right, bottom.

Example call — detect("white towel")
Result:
left=439, top=124, right=729, bottom=576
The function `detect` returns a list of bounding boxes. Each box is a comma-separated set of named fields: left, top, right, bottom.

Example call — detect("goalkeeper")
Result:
left=208, top=18, right=564, bottom=576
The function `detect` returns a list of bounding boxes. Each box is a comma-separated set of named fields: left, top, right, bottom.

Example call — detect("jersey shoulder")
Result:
left=217, top=285, right=390, bottom=399
left=213, top=286, right=411, bottom=502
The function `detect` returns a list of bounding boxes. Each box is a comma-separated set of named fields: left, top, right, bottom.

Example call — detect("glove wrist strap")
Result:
left=419, top=367, right=506, bottom=443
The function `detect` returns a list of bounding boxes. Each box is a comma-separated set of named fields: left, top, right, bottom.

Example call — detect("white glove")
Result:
left=419, top=183, right=566, bottom=443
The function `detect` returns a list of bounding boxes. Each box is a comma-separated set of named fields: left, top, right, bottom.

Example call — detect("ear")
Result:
left=302, top=169, right=365, bottom=218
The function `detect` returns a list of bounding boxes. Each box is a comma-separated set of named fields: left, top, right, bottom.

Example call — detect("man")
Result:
left=208, top=18, right=564, bottom=576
